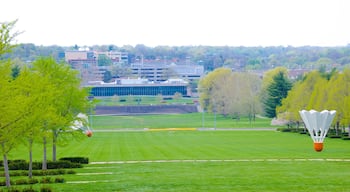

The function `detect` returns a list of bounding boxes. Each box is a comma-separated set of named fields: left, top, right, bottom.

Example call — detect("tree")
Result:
left=198, top=68, right=232, bottom=111
left=199, top=68, right=262, bottom=119
left=0, top=62, right=26, bottom=187
left=277, top=71, right=326, bottom=128
left=0, top=20, right=20, bottom=56
left=15, top=67, right=56, bottom=177
left=0, top=19, right=22, bottom=187
left=263, top=71, right=292, bottom=118
left=97, top=54, right=112, bottom=66
left=260, top=67, right=289, bottom=117
left=326, top=69, right=350, bottom=135
left=103, top=70, right=112, bottom=82
left=31, top=57, right=91, bottom=162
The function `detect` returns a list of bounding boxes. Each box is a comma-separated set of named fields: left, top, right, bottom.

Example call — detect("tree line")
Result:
left=199, top=65, right=350, bottom=133
left=277, top=68, right=350, bottom=133
left=3, top=43, right=350, bottom=72
left=0, top=20, right=91, bottom=187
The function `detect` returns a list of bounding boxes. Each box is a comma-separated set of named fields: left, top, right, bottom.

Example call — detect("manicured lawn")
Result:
left=8, top=131, right=350, bottom=162
left=91, top=113, right=277, bottom=129
left=96, top=96, right=196, bottom=106
left=2, top=119, right=350, bottom=191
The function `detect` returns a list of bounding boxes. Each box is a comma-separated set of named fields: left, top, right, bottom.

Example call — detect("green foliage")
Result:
left=40, top=186, right=53, bottom=192
left=59, top=157, right=89, bottom=164
left=263, top=70, right=292, bottom=118
left=97, top=54, right=112, bottom=66
left=102, top=70, right=112, bottom=82
left=0, top=20, right=20, bottom=57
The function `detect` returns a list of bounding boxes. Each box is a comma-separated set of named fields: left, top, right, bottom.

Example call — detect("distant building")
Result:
left=87, top=84, right=188, bottom=97
left=130, top=62, right=204, bottom=83
left=64, top=50, right=128, bottom=85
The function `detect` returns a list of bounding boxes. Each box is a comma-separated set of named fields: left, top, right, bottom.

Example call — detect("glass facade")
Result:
left=90, top=85, right=187, bottom=96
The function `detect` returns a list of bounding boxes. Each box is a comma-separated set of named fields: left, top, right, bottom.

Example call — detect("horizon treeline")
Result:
left=3, top=44, right=350, bottom=72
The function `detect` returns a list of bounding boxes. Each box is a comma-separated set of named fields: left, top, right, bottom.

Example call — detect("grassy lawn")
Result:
left=95, top=96, right=196, bottom=106
left=2, top=114, right=350, bottom=191
left=91, top=113, right=277, bottom=129
left=3, top=131, right=350, bottom=191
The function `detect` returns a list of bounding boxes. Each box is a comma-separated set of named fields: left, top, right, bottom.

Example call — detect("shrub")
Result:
left=22, top=186, right=36, bottom=192
left=40, top=177, right=52, bottom=184
left=66, top=170, right=76, bottom=174
left=328, top=135, right=342, bottom=138
left=14, top=179, right=28, bottom=185
left=40, top=186, right=52, bottom=192
left=59, top=157, right=89, bottom=164
left=0, top=180, right=6, bottom=186
left=7, top=188, right=21, bottom=192
left=54, top=177, right=65, bottom=183
left=47, top=161, right=82, bottom=169
left=28, top=178, right=39, bottom=185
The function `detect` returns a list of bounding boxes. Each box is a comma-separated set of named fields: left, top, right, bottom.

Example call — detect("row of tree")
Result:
left=3, top=43, right=350, bottom=72
left=277, top=69, right=350, bottom=130
left=199, top=64, right=350, bottom=132
left=198, top=68, right=263, bottom=121
left=0, top=21, right=91, bottom=187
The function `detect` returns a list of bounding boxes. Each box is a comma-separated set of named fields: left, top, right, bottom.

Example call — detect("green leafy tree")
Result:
left=0, top=19, right=22, bottom=187
left=103, top=70, right=112, bottom=82
left=15, top=66, right=58, bottom=177
left=277, top=71, right=326, bottom=127
left=263, top=71, right=292, bottom=118
left=97, top=54, right=112, bottom=66
left=198, top=68, right=232, bottom=111
left=0, top=20, right=20, bottom=56
left=31, top=57, right=91, bottom=162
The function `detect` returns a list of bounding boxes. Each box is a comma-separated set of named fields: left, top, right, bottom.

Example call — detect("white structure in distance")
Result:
left=71, top=113, right=93, bottom=137
left=299, top=109, right=336, bottom=152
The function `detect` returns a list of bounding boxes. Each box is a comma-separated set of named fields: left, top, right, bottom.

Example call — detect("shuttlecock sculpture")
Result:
left=299, top=110, right=336, bottom=152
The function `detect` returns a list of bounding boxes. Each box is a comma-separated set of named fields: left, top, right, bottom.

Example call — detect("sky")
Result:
left=2, top=0, right=350, bottom=47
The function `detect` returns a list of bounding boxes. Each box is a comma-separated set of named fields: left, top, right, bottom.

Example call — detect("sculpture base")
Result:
left=313, top=142, right=323, bottom=152
left=85, top=130, right=93, bottom=137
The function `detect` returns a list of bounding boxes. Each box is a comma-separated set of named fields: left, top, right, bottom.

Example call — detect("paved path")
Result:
left=90, top=158, right=350, bottom=165
left=92, top=127, right=277, bottom=132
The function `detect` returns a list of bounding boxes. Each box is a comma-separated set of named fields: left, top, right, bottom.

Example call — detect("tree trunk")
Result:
left=52, top=132, right=57, bottom=161
left=336, top=121, right=340, bottom=136
left=348, top=124, right=350, bottom=138
left=28, top=139, right=33, bottom=178
left=42, top=137, right=47, bottom=170
left=2, top=143, right=11, bottom=187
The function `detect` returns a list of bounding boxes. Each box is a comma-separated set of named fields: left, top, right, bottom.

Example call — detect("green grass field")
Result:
left=91, top=113, right=277, bottom=129
left=2, top=113, right=350, bottom=191
left=95, top=96, right=196, bottom=106
left=4, top=131, right=350, bottom=191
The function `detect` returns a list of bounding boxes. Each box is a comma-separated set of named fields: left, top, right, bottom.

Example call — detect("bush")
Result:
left=22, top=186, right=36, bottom=192
left=28, top=178, right=39, bottom=185
left=15, top=179, right=28, bottom=185
left=5, top=160, right=82, bottom=170
left=328, top=135, right=342, bottom=138
left=40, top=177, right=52, bottom=184
left=67, top=170, right=76, bottom=174
left=7, top=188, right=21, bottom=192
left=47, top=161, right=82, bottom=169
left=54, top=177, right=65, bottom=183
left=40, top=186, right=52, bottom=192
left=59, top=157, right=89, bottom=164
left=0, top=180, right=6, bottom=186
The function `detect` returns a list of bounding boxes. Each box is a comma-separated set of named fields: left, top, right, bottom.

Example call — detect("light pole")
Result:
left=202, top=108, right=205, bottom=129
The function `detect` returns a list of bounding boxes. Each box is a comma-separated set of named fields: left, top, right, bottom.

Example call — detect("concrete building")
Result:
left=130, top=62, right=204, bottom=83
left=64, top=50, right=128, bottom=85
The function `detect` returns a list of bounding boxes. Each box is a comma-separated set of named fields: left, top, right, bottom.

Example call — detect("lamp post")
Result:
left=202, top=108, right=205, bottom=129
